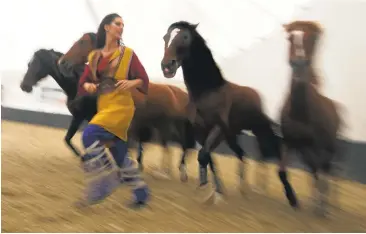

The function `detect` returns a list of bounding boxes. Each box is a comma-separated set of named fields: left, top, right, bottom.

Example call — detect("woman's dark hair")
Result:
left=96, top=13, right=122, bottom=49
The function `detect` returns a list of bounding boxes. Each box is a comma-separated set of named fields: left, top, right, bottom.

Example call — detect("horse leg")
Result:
left=198, top=125, right=225, bottom=204
left=151, top=123, right=175, bottom=180
left=178, top=149, right=188, bottom=182
left=225, top=135, right=249, bottom=195
left=314, top=168, right=331, bottom=217
left=178, top=119, right=196, bottom=182
left=278, top=144, right=299, bottom=208
left=161, top=138, right=173, bottom=177
left=64, top=116, right=84, bottom=156
left=329, top=160, right=343, bottom=211
left=304, top=149, right=330, bottom=216
left=329, top=143, right=345, bottom=211
left=314, top=151, right=336, bottom=217
left=136, top=127, right=152, bottom=171
left=136, top=141, right=144, bottom=171
left=252, top=138, right=269, bottom=195
left=255, top=119, right=298, bottom=207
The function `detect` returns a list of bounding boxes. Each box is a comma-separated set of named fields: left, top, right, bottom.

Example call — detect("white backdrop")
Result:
left=1, top=0, right=365, bottom=142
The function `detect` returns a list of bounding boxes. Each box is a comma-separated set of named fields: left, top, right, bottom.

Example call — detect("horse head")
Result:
left=161, top=21, right=200, bottom=78
left=283, top=20, right=323, bottom=81
left=20, top=49, right=63, bottom=93
left=58, top=32, right=97, bottom=77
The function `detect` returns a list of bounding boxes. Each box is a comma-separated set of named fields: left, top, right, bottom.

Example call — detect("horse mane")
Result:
left=169, top=21, right=226, bottom=99
left=83, top=32, right=97, bottom=48
left=35, top=48, right=79, bottom=98
left=284, top=20, right=323, bottom=35
left=35, top=48, right=64, bottom=60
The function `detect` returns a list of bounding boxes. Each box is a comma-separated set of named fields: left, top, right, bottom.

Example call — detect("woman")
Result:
left=79, top=13, right=150, bottom=208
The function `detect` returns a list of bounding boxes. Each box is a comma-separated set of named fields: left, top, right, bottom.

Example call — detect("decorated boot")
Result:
left=120, top=156, right=150, bottom=208
left=81, top=144, right=120, bottom=205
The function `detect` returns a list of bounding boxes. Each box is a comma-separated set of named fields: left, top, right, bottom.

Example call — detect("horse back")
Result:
left=227, top=82, right=263, bottom=112
left=133, top=83, right=188, bottom=118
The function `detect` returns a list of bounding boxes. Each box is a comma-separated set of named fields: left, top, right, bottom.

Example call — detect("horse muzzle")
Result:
left=20, top=82, right=33, bottom=93
left=290, top=58, right=310, bottom=69
left=161, top=60, right=179, bottom=78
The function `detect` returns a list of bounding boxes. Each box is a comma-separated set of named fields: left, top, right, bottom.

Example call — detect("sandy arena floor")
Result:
left=2, top=120, right=366, bottom=232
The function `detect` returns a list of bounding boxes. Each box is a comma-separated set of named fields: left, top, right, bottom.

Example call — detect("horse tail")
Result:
left=252, top=113, right=282, bottom=161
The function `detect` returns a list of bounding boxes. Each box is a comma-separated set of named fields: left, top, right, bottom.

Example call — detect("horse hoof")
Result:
left=289, top=197, right=300, bottom=209
left=125, top=201, right=148, bottom=210
left=73, top=200, right=88, bottom=209
left=314, top=208, right=328, bottom=218
left=73, top=199, right=95, bottom=209
left=204, top=191, right=225, bottom=205
left=180, top=172, right=188, bottom=182
left=252, top=187, right=263, bottom=195
left=238, top=182, right=250, bottom=196
left=290, top=200, right=300, bottom=210
left=151, top=169, right=171, bottom=180
left=313, top=202, right=329, bottom=217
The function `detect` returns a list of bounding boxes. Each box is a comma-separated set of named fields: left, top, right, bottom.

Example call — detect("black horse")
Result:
left=160, top=21, right=298, bottom=207
left=20, top=48, right=93, bottom=156
left=20, top=48, right=196, bottom=181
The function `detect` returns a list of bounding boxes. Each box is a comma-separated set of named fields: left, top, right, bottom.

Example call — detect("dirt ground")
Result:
left=2, top=120, right=366, bottom=232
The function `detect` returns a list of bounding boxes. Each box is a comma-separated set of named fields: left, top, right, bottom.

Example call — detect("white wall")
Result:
left=1, top=0, right=365, bottom=141
left=0, top=0, right=96, bottom=114
left=220, top=0, right=366, bottom=141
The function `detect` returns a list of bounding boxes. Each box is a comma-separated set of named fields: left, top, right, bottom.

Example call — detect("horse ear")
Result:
left=193, top=23, right=199, bottom=29
left=282, top=24, right=289, bottom=31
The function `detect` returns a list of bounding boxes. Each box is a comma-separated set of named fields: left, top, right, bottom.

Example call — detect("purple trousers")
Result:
left=81, top=124, right=149, bottom=205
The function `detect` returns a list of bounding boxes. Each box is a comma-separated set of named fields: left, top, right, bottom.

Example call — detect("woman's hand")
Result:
left=83, top=82, right=98, bottom=94
left=115, top=79, right=142, bottom=92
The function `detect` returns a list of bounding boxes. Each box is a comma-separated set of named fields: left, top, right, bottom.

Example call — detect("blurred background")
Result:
left=1, top=0, right=366, bottom=232
left=1, top=0, right=365, bottom=141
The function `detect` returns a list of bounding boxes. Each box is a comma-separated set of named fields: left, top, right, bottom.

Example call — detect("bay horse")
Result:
left=43, top=33, right=196, bottom=181
left=160, top=21, right=298, bottom=207
left=280, top=21, right=342, bottom=216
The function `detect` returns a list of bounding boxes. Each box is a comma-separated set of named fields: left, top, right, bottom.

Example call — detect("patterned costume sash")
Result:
left=88, top=47, right=126, bottom=95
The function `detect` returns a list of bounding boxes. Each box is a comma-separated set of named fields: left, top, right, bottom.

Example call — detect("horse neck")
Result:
left=181, top=42, right=226, bottom=99
left=48, top=66, right=78, bottom=100
left=289, top=69, right=313, bottom=122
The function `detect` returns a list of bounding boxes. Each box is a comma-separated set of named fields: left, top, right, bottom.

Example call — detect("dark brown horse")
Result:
left=56, top=32, right=196, bottom=181
left=280, top=21, right=342, bottom=216
left=161, top=21, right=298, bottom=207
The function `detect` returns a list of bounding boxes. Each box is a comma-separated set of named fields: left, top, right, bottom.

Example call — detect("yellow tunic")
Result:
left=88, top=46, right=135, bottom=141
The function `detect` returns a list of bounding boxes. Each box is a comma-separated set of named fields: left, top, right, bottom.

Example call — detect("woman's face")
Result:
left=105, top=17, right=124, bottom=40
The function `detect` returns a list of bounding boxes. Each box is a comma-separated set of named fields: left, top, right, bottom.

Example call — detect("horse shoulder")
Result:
left=166, top=85, right=190, bottom=116
left=308, top=90, right=340, bottom=133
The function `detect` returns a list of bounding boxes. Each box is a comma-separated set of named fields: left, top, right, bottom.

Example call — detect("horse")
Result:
left=160, top=21, right=298, bottom=207
left=280, top=21, right=343, bottom=216
left=36, top=33, right=196, bottom=181
left=20, top=48, right=94, bottom=156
